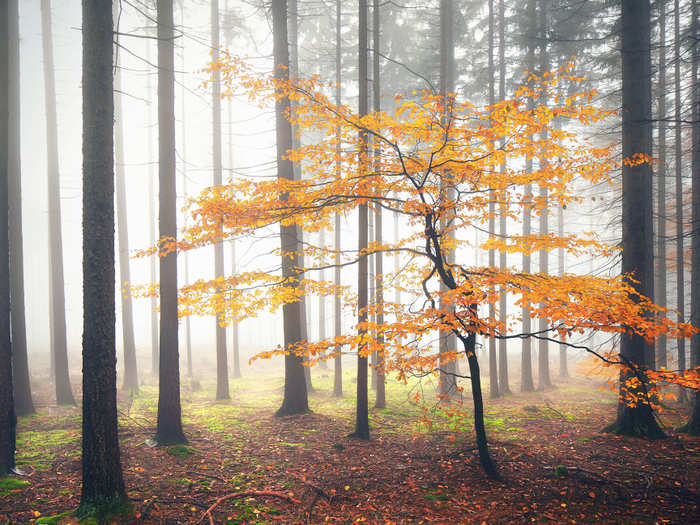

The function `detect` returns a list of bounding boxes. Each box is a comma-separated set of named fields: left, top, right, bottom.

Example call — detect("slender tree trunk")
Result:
left=438, top=0, right=457, bottom=399
left=609, top=0, right=664, bottom=438
left=674, top=0, right=687, bottom=403
left=685, top=0, right=700, bottom=434
left=114, top=10, right=138, bottom=392
left=273, top=0, right=309, bottom=417
left=497, top=0, right=510, bottom=396
left=79, top=0, right=127, bottom=512
left=655, top=0, right=668, bottom=370
left=155, top=0, right=186, bottom=445
left=0, top=0, right=16, bottom=476
left=146, top=36, right=159, bottom=378
left=351, top=0, right=370, bottom=440
left=487, top=0, right=499, bottom=399
left=520, top=0, right=536, bottom=394
left=372, top=0, right=386, bottom=409
left=179, top=0, right=193, bottom=379
left=557, top=118, right=568, bottom=378
left=537, top=0, right=551, bottom=390
left=8, top=0, right=33, bottom=416
left=211, top=0, right=229, bottom=401
left=332, top=0, right=343, bottom=398
left=41, top=0, right=75, bottom=406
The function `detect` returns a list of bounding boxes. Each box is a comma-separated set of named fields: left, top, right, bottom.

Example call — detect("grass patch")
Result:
left=166, top=445, right=197, bottom=458
left=35, top=511, right=73, bottom=524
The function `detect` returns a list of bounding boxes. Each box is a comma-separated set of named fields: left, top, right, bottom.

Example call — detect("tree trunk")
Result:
left=655, top=0, right=668, bottom=370
left=180, top=0, right=193, bottom=380
left=211, top=0, right=229, bottom=401
left=146, top=34, right=158, bottom=377
left=155, top=0, right=186, bottom=445
left=78, top=0, right=127, bottom=512
left=537, top=0, right=551, bottom=390
left=674, top=0, right=687, bottom=403
left=497, top=0, right=511, bottom=396
left=685, top=0, right=700, bottom=434
left=372, top=0, right=386, bottom=409
left=332, top=0, right=343, bottom=398
left=352, top=0, right=370, bottom=440
left=438, top=0, right=457, bottom=399
left=0, top=0, right=16, bottom=476
left=609, top=0, right=664, bottom=438
left=8, top=0, right=33, bottom=416
left=113, top=11, right=138, bottom=392
left=41, top=0, right=75, bottom=406
left=520, top=0, right=536, bottom=394
left=273, top=0, right=309, bottom=417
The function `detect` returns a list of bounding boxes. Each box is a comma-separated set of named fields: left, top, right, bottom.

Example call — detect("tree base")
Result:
left=76, top=494, right=132, bottom=523
left=603, top=420, right=666, bottom=439
left=275, top=407, right=311, bottom=418
left=348, top=430, right=370, bottom=440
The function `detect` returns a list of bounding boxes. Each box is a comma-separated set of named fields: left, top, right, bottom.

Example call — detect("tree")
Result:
left=114, top=5, right=138, bottom=392
left=496, top=0, right=507, bottom=397
left=351, top=0, right=370, bottom=441
left=685, top=0, right=700, bottom=435
left=79, top=0, right=127, bottom=513
left=272, top=0, right=309, bottom=417
left=438, top=0, right=458, bottom=400
left=8, top=0, right=33, bottom=416
left=41, top=0, right=75, bottom=406
left=607, top=0, right=665, bottom=438
left=487, top=0, right=499, bottom=399
left=520, top=0, right=537, bottom=394
left=191, top=29, right=696, bottom=480
left=373, top=0, right=386, bottom=409
left=155, top=0, right=186, bottom=445
left=0, top=0, right=16, bottom=477
left=211, top=0, right=229, bottom=401
left=332, top=0, right=343, bottom=399
left=655, top=0, right=668, bottom=370
left=537, top=0, right=552, bottom=390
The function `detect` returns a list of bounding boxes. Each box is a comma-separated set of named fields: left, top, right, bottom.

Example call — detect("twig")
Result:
left=198, top=491, right=301, bottom=524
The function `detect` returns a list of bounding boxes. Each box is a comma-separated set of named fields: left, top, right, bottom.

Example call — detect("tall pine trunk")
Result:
left=8, top=0, right=33, bottom=416
left=146, top=33, right=159, bottom=377
left=655, top=0, right=668, bottom=370
left=273, top=0, right=309, bottom=417
left=520, top=0, right=536, bottom=394
left=41, top=0, right=75, bottom=406
left=332, top=0, right=343, bottom=398
left=0, top=0, right=16, bottom=476
left=155, top=0, right=186, bottom=445
left=79, top=0, right=127, bottom=512
left=352, top=0, right=370, bottom=440
left=211, top=0, right=229, bottom=401
left=114, top=11, right=138, bottom=392
left=609, top=0, right=664, bottom=438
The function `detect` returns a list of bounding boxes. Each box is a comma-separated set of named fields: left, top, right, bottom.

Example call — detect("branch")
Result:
left=198, top=491, right=301, bottom=525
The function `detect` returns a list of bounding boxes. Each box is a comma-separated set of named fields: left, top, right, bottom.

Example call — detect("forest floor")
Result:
left=1, top=365, right=699, bottom=524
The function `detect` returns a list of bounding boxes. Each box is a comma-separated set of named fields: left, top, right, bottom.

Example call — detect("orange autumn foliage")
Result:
left=136, top=56, right=699, bottom=408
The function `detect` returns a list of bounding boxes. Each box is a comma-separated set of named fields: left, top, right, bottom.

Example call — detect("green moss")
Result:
left=76, top=495, right=133, bottom=523
left=0, top=477, right=30, bottom=490
left=554, top=465, right=568, bottom=477
left=35, top=511, right=73, bottom=524
left=166, top=445, right=197, bottom=458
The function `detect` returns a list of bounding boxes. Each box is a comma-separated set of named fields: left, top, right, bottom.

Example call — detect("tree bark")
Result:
left=155, top=0, right=186, bottom=445
left=537, top=0, right=551, bottom=390
left=0, top=0, right=16, bottom=476
left=113, top=8, right=138, bottom=392
left=211, top=0, right=229, bottom=401
left=273, top=0, right=309, bottom=417
left=655, top=0, right=668, bottom=370
left=352, top=0, right=370, bottom=440
left=520, top=0, right=536, bottom=394
left=685, top=0, right=700, bottom=434
left=8, top=0, right=33, bottom=416
left=41, top=0, right=75, bottom=406
left=79, top=0, right=127, bottom=512
left=609, top=0, right=664, bottom=438
left=438, top=0, right=458, bottom=399
left=332, top=0, right=343, bottom=398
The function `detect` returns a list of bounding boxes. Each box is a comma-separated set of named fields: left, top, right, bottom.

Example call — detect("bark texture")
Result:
left=79, top=0, right=127, bottom=512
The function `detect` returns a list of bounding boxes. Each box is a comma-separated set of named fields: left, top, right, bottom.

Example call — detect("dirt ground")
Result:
left=1, top=369, right=698, bottom=524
